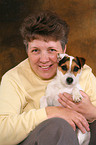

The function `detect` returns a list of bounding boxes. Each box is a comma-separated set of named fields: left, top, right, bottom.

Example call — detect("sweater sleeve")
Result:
left=80, top=65, right=96, bottom=107
left=85, top=70, right=96, bottom=106
left=0, top=74, right=47, bottom=145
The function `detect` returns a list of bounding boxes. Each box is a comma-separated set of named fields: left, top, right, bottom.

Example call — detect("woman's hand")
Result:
left=58, top=91, right=96, bottom=122
left=46, top=106, right=90, bottom=133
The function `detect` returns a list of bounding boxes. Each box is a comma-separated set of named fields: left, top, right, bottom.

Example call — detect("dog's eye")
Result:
left=73, top=66, right=79, bottom=72
left=61, top=65, right=67, bottom=71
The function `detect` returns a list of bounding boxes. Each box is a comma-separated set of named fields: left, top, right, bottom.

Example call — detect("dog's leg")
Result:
left=72, top=87, right=83, bottom=102
left=52, top=95, right=61, bottom=106
left=46, top=94, right=61, bottom=106
left=77, top=129, right=90, bottom=145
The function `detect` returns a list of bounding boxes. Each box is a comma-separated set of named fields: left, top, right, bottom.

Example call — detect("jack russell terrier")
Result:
left=40, top=53, right=90, bottom=145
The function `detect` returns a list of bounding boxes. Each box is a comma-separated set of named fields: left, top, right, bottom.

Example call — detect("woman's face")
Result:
left=27, top=39, right=63, bottom=79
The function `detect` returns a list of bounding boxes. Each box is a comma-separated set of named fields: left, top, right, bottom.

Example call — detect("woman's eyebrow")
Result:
left=30, top=46, right=39, bottom=49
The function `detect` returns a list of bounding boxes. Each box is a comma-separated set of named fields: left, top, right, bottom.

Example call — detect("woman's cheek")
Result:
left=50, top=53, right=58, bottom=62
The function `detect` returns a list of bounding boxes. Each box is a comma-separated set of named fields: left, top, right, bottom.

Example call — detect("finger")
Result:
left=80, top=90, right=88, bottom=98
left=63, top=92, right=73, bottom=101
left=75, top=119, right=86, bottom=133
left=58, top=97, right=71, bottom=109
left=74, top=114, right=90, bottom=133
left=59, top=93, right=72, bottom=102
left=59, top=93, right=77, bottom=109
left=76, top=121, right=90, bottom=133
left=66, top=120, right=76, bottom=131
left=58, top=93, right=73, bottom=108
left=80, top=91, right=90, bottom=103
left=81, top=117, right=90, bottom=132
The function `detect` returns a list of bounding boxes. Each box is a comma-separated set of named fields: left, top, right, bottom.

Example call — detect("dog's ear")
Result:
left=57, top=53, right=62, bottom=62
left=57, top=53, right=66, bottom=62
left=58, top=56, right=69, bottom=66
left=57, top=53, right=69, bottom=63
left=76, top=57, right=86, bottom=68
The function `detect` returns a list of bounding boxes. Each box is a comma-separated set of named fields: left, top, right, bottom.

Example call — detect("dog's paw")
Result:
left=72, top=87, right=83, bottom=102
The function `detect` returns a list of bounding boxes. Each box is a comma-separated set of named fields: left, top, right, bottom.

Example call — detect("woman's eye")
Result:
left=49, top=49, right=57, bottom=52
left=73, top=66, right=79, bottom=72
left=31, top=49, right=39, bottom=53
left=32, top=49, right=38, bottom=52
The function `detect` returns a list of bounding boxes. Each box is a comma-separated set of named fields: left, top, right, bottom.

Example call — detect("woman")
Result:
left=0, top=10, right=96, bottom=145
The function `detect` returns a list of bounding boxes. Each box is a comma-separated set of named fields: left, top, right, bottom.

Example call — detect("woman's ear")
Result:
left=63, top=45, right=67, bottom=53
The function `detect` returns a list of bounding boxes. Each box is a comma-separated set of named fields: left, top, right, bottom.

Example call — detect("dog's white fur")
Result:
left=40, top=53, right=90, bottom=145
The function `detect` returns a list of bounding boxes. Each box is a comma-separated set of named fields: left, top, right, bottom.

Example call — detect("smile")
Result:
left=39, top=64, right=52, bottom=69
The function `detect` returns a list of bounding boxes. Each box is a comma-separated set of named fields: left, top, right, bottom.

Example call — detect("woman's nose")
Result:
left=40, top=52, right=49, bottom=62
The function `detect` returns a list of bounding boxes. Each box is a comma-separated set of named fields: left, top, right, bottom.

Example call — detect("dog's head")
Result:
left=57, top=53, right=85, bottom=87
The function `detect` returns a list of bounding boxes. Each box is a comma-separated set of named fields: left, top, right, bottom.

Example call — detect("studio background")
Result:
left=0, top=0, right=96, bottom=79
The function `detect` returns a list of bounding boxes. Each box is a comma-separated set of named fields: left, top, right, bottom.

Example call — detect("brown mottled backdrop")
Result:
left=0, top=0, right=96, bottom=79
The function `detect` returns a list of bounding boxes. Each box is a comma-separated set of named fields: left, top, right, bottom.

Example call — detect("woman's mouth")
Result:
left=39, top=64, right=53, bottom=69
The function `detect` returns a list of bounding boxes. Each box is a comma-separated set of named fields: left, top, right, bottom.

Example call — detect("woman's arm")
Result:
left=58, top=91, right=96, bottom=122
left=46, top=105, right=90, bottom=133
left=0, top=75, right=47, bottom=145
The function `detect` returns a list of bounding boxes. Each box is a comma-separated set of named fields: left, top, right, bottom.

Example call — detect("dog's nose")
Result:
left=66, top=77, right=73, bottom=85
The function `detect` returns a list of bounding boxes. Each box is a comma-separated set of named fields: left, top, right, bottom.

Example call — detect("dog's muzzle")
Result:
left=66, top=77, right=73, bottom=85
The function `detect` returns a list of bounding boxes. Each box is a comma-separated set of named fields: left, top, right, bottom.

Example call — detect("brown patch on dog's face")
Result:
left=75, top=56, right=86, bottom=68
left=71, top=56, right=85, bottom=76
left=58, top=56, right=70, bottom=75
left=71, top=60, right=81, bottom=76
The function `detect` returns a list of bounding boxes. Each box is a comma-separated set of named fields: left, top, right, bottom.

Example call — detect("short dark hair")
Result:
left=20, top=10, right=69, bottom=50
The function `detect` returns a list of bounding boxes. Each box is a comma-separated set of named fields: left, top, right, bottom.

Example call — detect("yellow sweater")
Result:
left=0, top=58, right=96, bottom=145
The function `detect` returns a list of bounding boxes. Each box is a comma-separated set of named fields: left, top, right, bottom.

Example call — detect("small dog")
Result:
left=40, top=53, right=90, bottom=145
